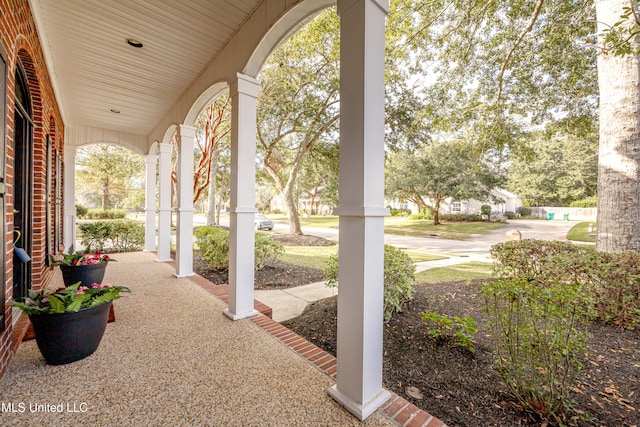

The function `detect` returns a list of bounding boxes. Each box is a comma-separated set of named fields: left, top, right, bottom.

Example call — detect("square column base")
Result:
left=328, top=385, right=391, bottom=421
left=223, top=308, right=259, bottom=321
left=173, top=272, right=195, bottom=279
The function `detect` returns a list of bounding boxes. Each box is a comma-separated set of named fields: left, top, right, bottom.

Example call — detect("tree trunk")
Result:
left=283, top=181, right=303, bottom=235
left=432, top=199, right=441, bottom=226
left=101, top=177, right=109, bottom=210
left=595, top=0, right=640, bottom=253
left=206, top=149, right=219, bottom=226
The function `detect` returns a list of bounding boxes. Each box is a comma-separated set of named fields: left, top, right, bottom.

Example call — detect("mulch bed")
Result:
left=191, top=233, right=639, bottom=426
left=192, top=233, right=333, bottom=290
left=283, top=279, right=640, bottom=427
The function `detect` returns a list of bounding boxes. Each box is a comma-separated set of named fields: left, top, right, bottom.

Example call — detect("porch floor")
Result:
left=0, top=252, right=399, bottom=426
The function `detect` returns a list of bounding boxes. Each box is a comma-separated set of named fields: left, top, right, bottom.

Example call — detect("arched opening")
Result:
left=12, top=59, right=34, bottom=303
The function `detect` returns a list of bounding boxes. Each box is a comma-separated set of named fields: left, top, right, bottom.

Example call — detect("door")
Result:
left=12, top=63, right=32, bottom=302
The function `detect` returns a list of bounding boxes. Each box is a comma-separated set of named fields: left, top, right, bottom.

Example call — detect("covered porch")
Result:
left=25, top=0, right=390, bottom=420
left=2, top=252, right=439, bottom=425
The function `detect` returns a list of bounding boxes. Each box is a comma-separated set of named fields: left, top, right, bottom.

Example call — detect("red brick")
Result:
left=394, top=403, right=420, bottom=425
left=425, top=417, right=444, bottom=427
left=405, top=411, right=432, bottom=427
left=383, top=395, right=407, bottom=418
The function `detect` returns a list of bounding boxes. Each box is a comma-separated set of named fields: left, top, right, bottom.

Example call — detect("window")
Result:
left=452, top=202, right=462, bottom=213
left=54, top=151, right=62, bottom=252
left=46, top=136, right=52, bottom=263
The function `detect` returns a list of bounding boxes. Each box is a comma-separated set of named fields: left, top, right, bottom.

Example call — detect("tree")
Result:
left=507, top=118, right=598, bottom=206
left=296, top=142, right=339, bottom=215
left=385, top=141, right=503, bottom=225
left=170, top=94, right=230, bottom=222
left=76, top=144, right=144, bottom=210
left=595, top=0, right=640, bottom=253
left=257, top=8, right=340, bottom=234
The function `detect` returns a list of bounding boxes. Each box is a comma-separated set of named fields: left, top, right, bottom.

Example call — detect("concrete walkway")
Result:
left=257, top=254, right=494, bottom=322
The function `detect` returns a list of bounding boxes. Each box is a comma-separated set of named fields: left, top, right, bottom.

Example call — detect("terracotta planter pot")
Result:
left=60, top=262, right=108, bottom=287
left=28, top=301, right=112, bottom=365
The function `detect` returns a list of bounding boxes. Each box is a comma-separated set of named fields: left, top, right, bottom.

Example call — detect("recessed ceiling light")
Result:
left=125, top=38, right=143, bottom=48
left=110, top=109, right=120, bottom=114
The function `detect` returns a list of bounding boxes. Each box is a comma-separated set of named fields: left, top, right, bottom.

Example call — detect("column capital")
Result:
left=231, top=73, right=259, bottom=98
left=145, top=154, right=158, bottom=163
left=337, top=0, right=389, bottom=15
left=178, top=124, right=196, bottom=138
left=157, top=142, right=172, bottom=154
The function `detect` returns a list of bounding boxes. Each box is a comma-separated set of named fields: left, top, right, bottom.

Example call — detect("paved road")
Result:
left=269, top=218, right=583, bottom=256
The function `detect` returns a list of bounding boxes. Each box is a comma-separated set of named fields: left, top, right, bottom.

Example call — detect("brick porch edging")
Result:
left=186, top=269, right=447, bottom=427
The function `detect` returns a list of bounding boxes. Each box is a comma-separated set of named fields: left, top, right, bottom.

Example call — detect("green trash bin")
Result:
left=563, top=213, right=569, bottom=221
left=546, top=212, right=555, bottom=220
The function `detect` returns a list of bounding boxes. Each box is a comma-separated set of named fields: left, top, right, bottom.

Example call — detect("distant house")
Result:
left=270, top=188, right=335, bottom=216
left=389, top=188, right=523, bottom=217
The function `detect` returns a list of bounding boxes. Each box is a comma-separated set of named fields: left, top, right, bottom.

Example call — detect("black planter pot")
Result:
left=60, top=262, right=108, bottom=287
left=28, top=301, right=112, bottom=365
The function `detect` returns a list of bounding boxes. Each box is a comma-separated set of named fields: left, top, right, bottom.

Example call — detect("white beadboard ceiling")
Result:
left=29, top=0, right=262, bottom=136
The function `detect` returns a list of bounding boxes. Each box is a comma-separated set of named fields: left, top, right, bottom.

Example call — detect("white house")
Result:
left=390, top=188, right=523, bottom=216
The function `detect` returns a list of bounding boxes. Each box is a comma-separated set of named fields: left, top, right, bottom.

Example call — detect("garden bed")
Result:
left=283, top=279, right=639, bottom=427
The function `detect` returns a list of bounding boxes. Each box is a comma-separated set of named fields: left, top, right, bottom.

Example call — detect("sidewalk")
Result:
left=257, top=255, right=494, bottom=322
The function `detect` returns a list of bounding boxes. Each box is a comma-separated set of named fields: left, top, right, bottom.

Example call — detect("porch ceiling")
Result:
left=29, top=0, right=262, bottom=136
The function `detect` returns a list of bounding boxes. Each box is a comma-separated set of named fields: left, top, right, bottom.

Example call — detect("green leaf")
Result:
left=47, top=295, right=65, bottom=313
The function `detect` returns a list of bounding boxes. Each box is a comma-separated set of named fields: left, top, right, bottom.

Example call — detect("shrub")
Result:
left=390, top=209, right=410, bottom=217
left=439, top=213, right=483, bottom=222
left=408, top=211, right=432, bottom=220
left=422, top=311, right=477, bottom=352
left=75, top=204, right=88, bottom=218
left=569, top=196, right=597, bottom=208
left=491, top=239, right=640, bottom=328
left=482, top=277, right=592, bottom=423
left=109, top=220, right=144, bottom=252
left=324, top=244, right=415, bottom=321
left=79, top=222, right=113, bottom=252
left=79, top=220, right=144, bottom=252
left=504, top=211, right=515, bottom=219
left=194, top=226, right=283, bottom=271
left=516, top=206, right=532, bottom=217
left=86, top=209, right=126, bottom=219
left=254, top=232, right=284, bottom=270
left=194, top=226, right=229, bottom=270
left=480, top=205, right=491, bottom=216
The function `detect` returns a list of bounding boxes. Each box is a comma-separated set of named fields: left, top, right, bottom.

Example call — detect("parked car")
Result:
left=254, top=214, right=274, bottom=231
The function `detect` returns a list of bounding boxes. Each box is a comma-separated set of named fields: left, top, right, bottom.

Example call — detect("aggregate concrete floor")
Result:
left=0, top=252, right=396, bottom=427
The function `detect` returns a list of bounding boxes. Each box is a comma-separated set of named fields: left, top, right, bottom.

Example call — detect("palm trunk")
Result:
left=595, top=0, right=640, bottom=253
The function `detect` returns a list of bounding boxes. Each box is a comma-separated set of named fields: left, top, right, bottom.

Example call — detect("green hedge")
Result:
left=85, top=209, right=126, bottom=219
left=79, top=220, right=144, bottom=252
left=194, top=226, right=283, bottom=272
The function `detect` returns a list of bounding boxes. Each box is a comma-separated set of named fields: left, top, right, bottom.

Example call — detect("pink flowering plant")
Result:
left=11, top=282, right=130, bottom=315
left=48, top=246, right=116, bottom=267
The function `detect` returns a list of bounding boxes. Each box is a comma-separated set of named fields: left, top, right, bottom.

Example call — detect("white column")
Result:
left=224, top=73, right=259, bottom=321
left=63, top=145, right=77, bottom=253
left=156, top=142, right=172, bottom=262
left=175, top=125, right=196, bottom=277
left=329, top=0, right=390, bottom=421
left=144, top=153, right=158, bottom=252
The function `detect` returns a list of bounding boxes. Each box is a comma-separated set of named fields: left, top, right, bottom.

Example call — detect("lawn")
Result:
left=383, top=217, right=507, bottom=240
left=415, top=261, right=494, bottom=283
left=269, top=214, right=507, bottom=239
left=280, top=245, right=450, bottom=270
left=567, top=220, right=597, bottom=242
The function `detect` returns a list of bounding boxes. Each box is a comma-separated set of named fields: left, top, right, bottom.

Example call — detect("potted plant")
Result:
left=49, top=247, right=116, bottom=287
left=12, top=282, right=130, bottom=365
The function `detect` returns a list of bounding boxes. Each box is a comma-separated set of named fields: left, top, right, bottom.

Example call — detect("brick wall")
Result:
left=0, top=0, right=64, bottom=379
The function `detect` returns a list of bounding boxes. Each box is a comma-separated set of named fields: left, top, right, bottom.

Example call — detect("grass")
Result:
left=280, top=245, right=451, bottom=270
left=567, top=221, right=596, bottom=242
left=280, top=245, right=337, bottom=270
left=415, top=261, right=494, bottom=283
left=268, top=214, right=507, bottom=239
left=383, top=217, right=507, bottom=240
